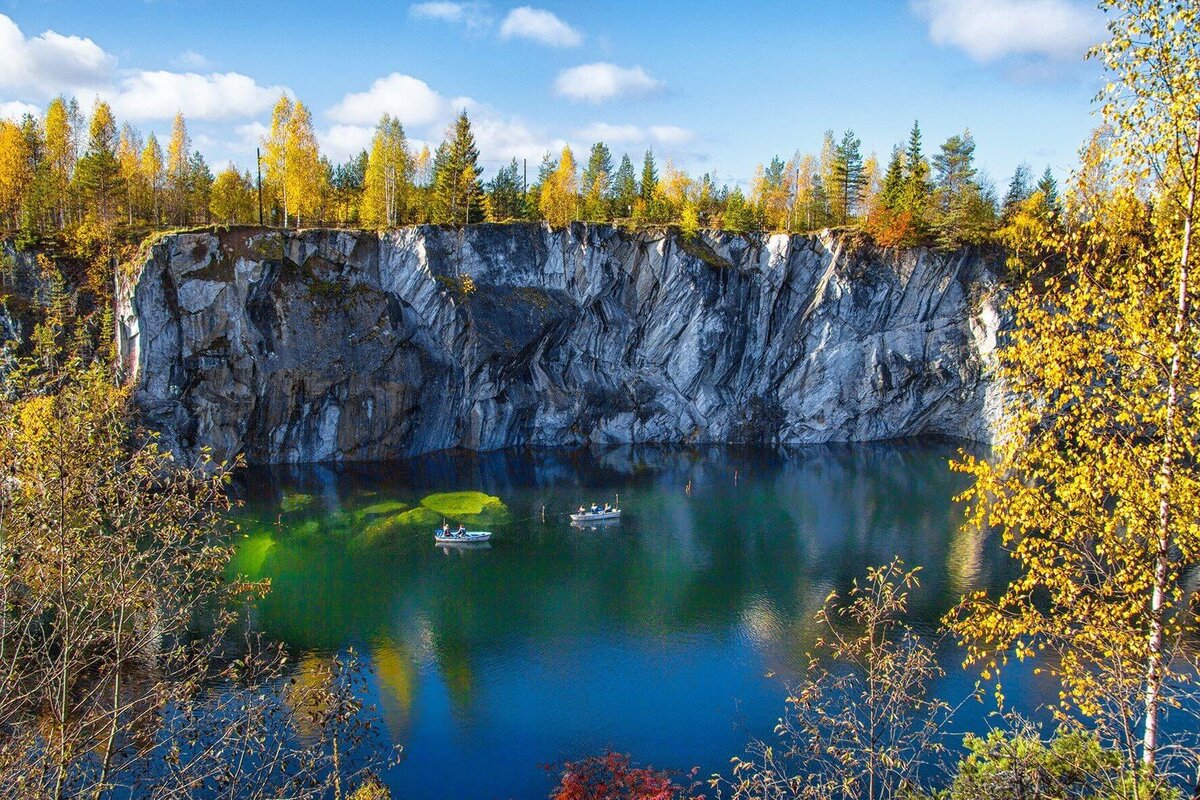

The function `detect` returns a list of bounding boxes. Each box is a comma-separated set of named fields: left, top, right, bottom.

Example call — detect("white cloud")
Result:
left=911, top=0, right=1105, bottom=62
left=0, top=100, right=41, bottom=121
left=109, top=71, right=287, bottom=121
left=649, top=125, right=695, bottom=145
left=554, top=63, right=662, bottom=103
left=499, top=7, right=582, bottom=47
left=0, top=13, right=115, bottom=95
left=572, top=122, right=697, bottom=149
left=573, top=122, right=643, bottom=143
left=409, top=2, right=492, bottom=29
left=172, top=49, right=211, bottom=70
left=320, top=124, right=375, bottom=162
left=328, top=72, right=457, bottom=127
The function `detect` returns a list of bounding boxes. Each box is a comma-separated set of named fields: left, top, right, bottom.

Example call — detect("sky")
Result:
left=0, top=0, right=1110, bottom=190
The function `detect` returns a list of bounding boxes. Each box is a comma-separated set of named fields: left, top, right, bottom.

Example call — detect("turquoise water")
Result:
left=230, top=441, right=1041, bottom=799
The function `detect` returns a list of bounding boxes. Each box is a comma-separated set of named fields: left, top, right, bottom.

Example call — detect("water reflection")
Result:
left=230, top=440, right=1022, bottom=800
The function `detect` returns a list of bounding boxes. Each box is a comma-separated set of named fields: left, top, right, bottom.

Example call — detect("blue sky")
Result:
left=0, top=0, right=1108, bottom=190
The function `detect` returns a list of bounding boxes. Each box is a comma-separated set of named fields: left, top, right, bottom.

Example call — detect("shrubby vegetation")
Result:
left=2, top=0, right=1199, bottom=797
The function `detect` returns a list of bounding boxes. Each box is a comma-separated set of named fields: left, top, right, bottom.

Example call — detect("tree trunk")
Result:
left=1143, top=115, right=1200, bottom=772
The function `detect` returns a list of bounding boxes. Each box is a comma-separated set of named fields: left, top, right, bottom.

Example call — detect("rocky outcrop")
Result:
left=116, top=224, right=1003, bottom=465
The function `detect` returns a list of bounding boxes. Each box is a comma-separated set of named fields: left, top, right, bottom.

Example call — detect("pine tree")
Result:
left=832, top=129, right=865, bottom=224
left=1002, top=162, right=1034, bottom=218
left=73, top=102, right=121, bottom=224
left=639, top=149, right=658, bottom=212
left=581, top=141, right=613, bottom=222
left=1036, top=166, right=1059, bottom=210
left=612, top=154, right=637, bottom=219
left=900, top=120, right=932, bottom=230
left=188, top=150, right=213, bottom=225
left=432, top=110, right=484, bottom=225
left=488, top=159, right=525, bottom=221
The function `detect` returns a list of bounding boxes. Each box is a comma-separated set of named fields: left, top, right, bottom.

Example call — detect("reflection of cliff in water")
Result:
left=229, top=441, right=1003, bottom=720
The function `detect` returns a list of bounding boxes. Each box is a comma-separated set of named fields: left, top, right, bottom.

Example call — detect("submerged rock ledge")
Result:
left=116, top=223, right=1003, bottom=465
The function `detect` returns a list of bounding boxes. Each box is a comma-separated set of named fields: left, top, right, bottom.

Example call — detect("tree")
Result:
left=432, top=110, right=484, bottom=225
left=73, top=101, right=121, bottom=225
left=831, top=129, right=866, bottom=224
left=721, top=187, right=756, bottom=233
left=551, top=752, right=701, bottom=800
left=210, top=163, right=256, bottom=223
left=165, top=112, right=191, bottom=224
left=115, top=123, right=143, bottom=225
left=581, top=141, right=613, bottom=222
left=1036, top=165, right=1059, bottom=211
left=487, top=159, right=525, bottom=221
left=262, top=94, right=293, bottom=226
left=721, top=560, right=951, bottom=800
left=637, top=149, right=658, bottom=220
left=188, top=149, right=213, bottom=224
left=140, top=132, right=164, bottom=224
left=953, top=0, right=1200, bottom=784
left=539, top=145, right=579, bottom=227
left=282, top=101, right=324, bottom=227
left=900, top=120, right=932, bottom=230
left=0, top=120, right=32, bottom=229
left=362, top=114, right=410, bottom=228
left=612, top=154, right=638, bottom=219
left=43, top=97, right=75, bottom=227
left=1002, top=162, right=1034, bottom=218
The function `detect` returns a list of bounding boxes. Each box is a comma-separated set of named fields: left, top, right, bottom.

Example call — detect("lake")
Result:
left=230, top=440, right=1049, bottom=799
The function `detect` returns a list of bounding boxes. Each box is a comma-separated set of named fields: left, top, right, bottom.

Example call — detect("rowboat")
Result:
left=433, top=530, right=493, bottom=544
left=569, top=508, right=621, bottom=523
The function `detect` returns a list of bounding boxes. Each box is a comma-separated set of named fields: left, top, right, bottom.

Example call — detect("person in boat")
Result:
left=603, top=503, right=612, bottom=512
left=457, top=523, right=467, bottom=537
left=441, top=521, right=450, bottom=537
left=578, top=505, right=585, bottom=514
left=591, top=503, right=600, bottom=513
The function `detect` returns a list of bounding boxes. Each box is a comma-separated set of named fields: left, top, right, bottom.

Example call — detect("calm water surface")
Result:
left=231, top=440, right=1049, bottom=800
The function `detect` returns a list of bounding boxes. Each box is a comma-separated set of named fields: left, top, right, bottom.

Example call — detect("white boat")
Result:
left=433, top=530, right=493, bottom=544
left=569, top=507, right=621, bottom=523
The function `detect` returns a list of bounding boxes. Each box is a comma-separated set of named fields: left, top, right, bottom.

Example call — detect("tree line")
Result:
left=0, top=94, right=1057, bottom=250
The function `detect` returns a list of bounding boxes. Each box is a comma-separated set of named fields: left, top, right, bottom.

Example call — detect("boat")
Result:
left=433, top=530, right=493, bottom=544
left=569, top=505, right=621, bottom=523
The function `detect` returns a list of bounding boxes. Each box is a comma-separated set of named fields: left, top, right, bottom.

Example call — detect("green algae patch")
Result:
left=357, top=501, right=410, bottom=519
left=229, top=532, right=276, bottom=578
left=280, top=493, right=314, bottom=513
left=420, top=491, right=504, bottom=517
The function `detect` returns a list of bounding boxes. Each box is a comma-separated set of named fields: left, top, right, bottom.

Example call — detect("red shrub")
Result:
left=549, top=751, right=703, bottom=800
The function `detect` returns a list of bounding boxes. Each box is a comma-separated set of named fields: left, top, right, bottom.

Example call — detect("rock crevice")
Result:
left=116, top=224, right=1003, bottom=465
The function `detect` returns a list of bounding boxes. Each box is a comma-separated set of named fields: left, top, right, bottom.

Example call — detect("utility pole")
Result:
left=256, top=147, right=264, bottom=226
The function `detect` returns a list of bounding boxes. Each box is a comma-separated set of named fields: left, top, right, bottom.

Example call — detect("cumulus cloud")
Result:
left=911, top=0, right=1104, bottom=62
left=649, top=125, right=695, bottom=145
left=409, top=2, right=492, bottom=29
left=0, top=100, right=41, bottom=121
left=172, top=49, right=211, bottom=70
left=499, top=7, right=582, bottom=47
left=573, top=122, right=643, bottom=143
left=109, top=71, right=287, bottom=121
left=0, top=13, right=115, bottom=95
left=554, top=63, right=662, bottom=103
left=328, top=72, right=459, bottom=127
left=572, top=122, right=697, bottom=149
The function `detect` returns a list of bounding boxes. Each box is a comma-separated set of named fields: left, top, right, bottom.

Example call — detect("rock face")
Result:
left=116, top=224, right=1003, bottom=465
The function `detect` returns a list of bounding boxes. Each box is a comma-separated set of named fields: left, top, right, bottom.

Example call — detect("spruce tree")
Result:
left=612, top=154, right=637, bottom=218
left=432, top=110, right=484, bottom=225
left=832, top=129, right=865, bottom=224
